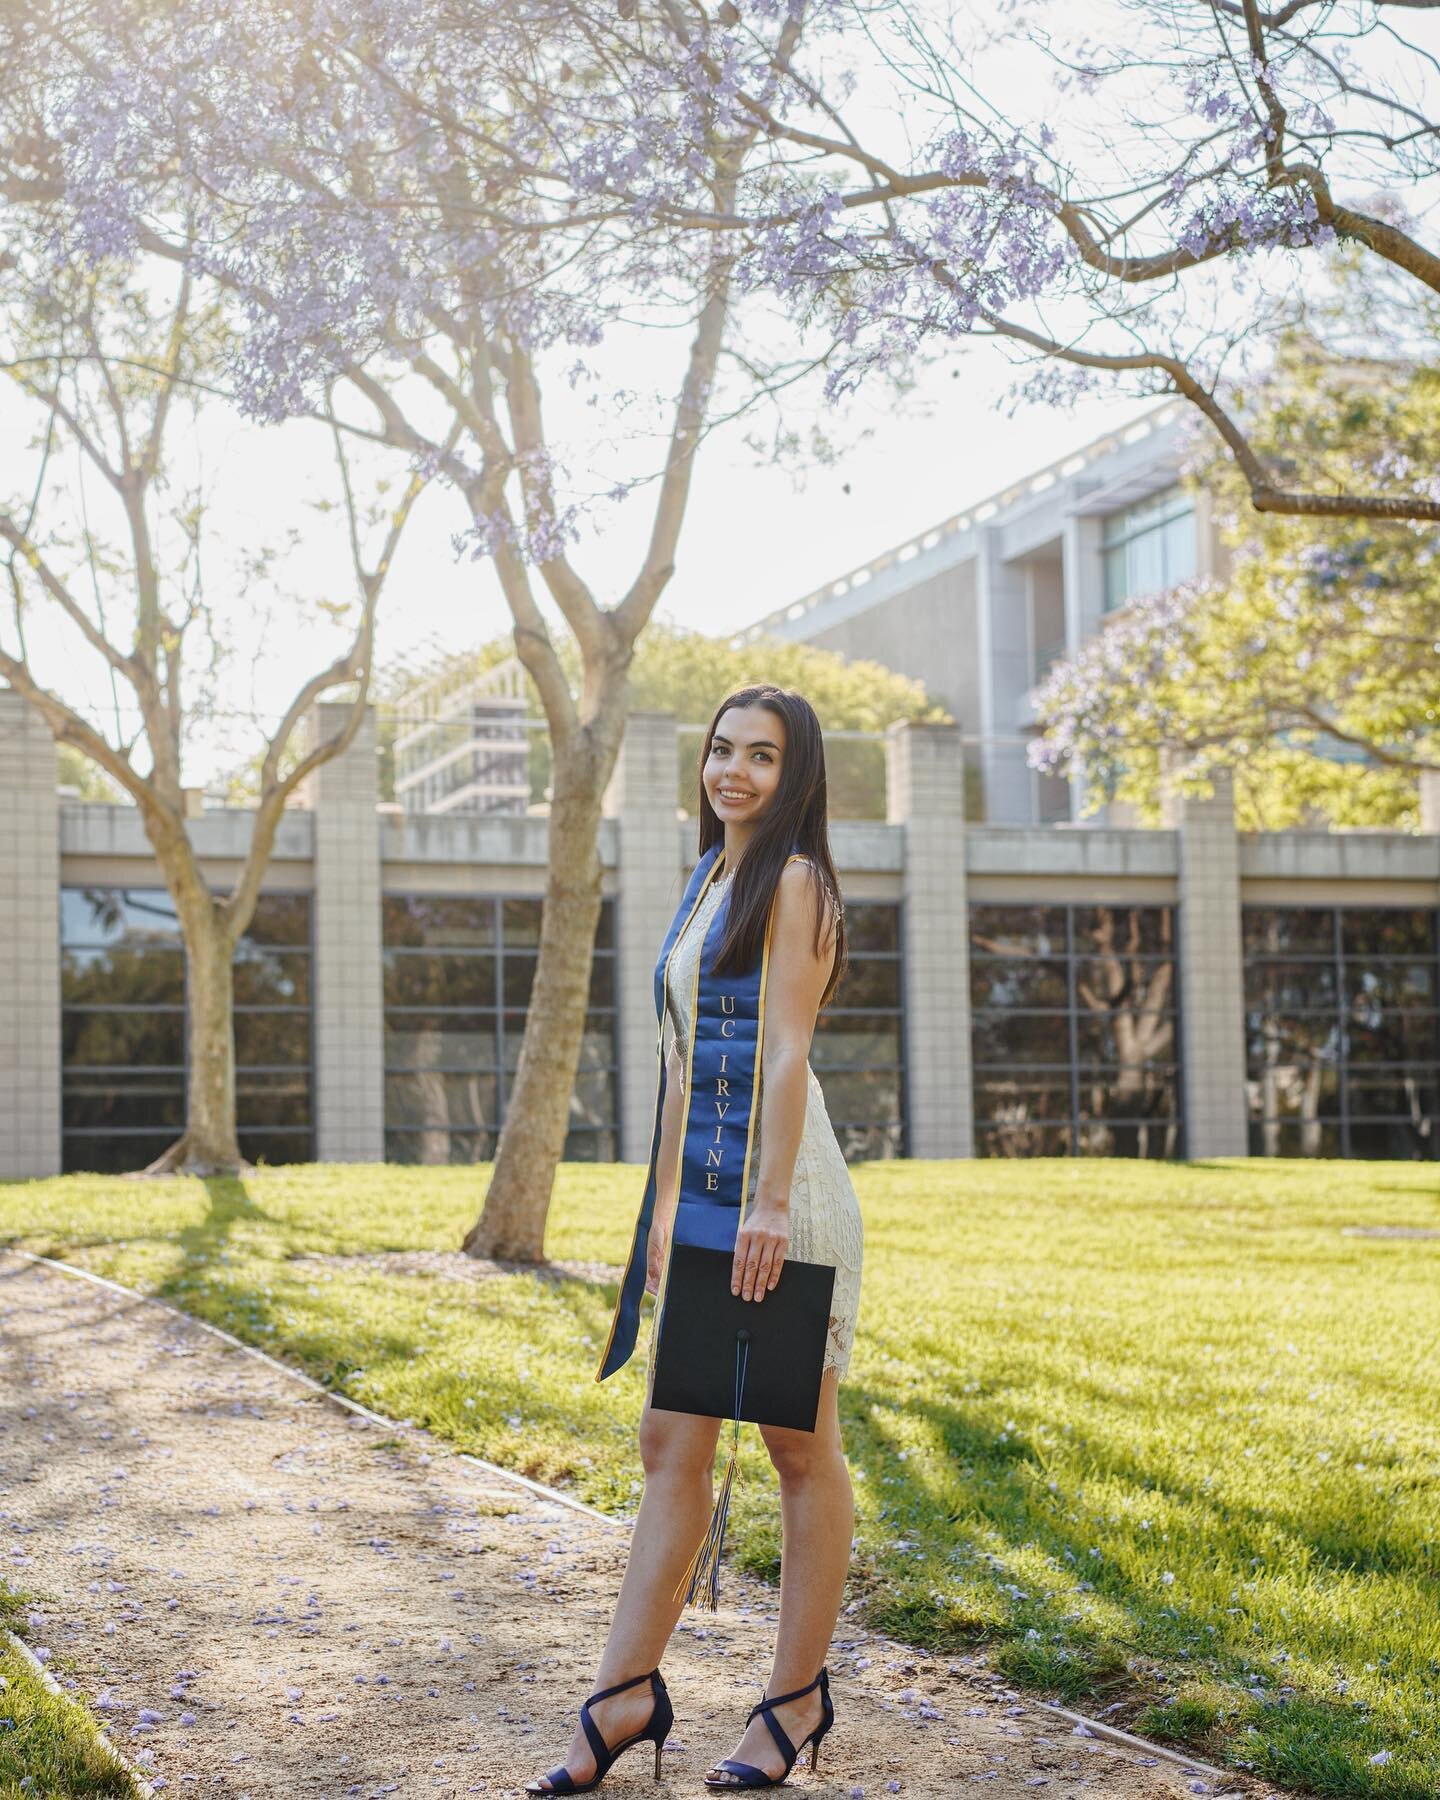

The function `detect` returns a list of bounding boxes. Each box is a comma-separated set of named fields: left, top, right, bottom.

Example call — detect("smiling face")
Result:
left=704, top=703, right=786, bottom=826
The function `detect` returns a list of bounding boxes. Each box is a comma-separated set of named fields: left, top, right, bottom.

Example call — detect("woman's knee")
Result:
left=638, top=1406, right=719, bottom=1479
left=760, top=1422, right=829, bottom=1482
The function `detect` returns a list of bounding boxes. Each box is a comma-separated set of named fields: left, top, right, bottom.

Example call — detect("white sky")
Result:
left=4, top=0, right=1436, bottom=783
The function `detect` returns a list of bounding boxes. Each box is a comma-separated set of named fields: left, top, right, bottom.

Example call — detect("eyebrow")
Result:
left=713, top=734, right=782, bottom=751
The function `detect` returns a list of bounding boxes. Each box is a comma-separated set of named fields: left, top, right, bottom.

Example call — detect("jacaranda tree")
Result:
left=8, top=0, right=819, bottom=1251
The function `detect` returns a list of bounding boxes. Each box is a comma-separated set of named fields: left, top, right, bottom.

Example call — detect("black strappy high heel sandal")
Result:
left=525, top=1667, right=674, bottom=1795
left=703, top=1666, right=834, bottom=1789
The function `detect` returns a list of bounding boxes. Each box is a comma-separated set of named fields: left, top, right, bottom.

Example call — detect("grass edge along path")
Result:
left=2, top=1159, right=1438, bottom=1799
left=0, top=1607, right=149, bottom=1800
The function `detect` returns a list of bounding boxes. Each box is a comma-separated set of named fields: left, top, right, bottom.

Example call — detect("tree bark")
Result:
left=461, top=721, right=618, bottom=1261
left=144, top=899, right=246, bottom=1176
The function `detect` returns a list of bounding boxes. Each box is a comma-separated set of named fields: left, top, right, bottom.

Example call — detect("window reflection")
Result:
left=1243, top=905, right=1438, bottom=1159
left=970, top=902, right=1182, bottom=1159
left=383, top=894, right=618, bottom=1164
left=60, top=887, right=313, bottom=1173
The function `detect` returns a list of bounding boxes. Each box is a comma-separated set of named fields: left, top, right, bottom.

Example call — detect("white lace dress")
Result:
left=660, top=859, right=864, bottom=1381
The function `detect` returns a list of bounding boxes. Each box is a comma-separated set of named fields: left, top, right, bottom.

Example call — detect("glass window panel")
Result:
left=1247, top=1119, right=1342, bottom=1157
left=587, top=956, right=616, bottom=1009
left=1341, top=909, right=1437, bottom=958
left=970, top=959, right=1069, bottom=1009
left=61, top=887, right=180, bottom=947
left=232, top=947, right=311, bottom=1007
left=973, top=1074, right=1071, bottom=1126
left=1345, top=1069, right=1439, bottom=1118
left=238, top=1129, right=313, bottom=1166
left=810, top=1017, right=901, bottom=1069
left=977, top=1123, right=1072, bottom=1158
left=1076, top=1067, right=1179, bottom=1121
left=62, top=1072, right=186, bottom=1131
left=502, top=898, right=545, bottom=948
left=829, top=958, right=901, bottom=1010
left=382, top=895, right=496, bottom=949
left=1344, top=962, right=1437, bottom=1009
left=1245, top=1012, right=1342, bottom=1062
left=63, top=1009, right=186, bottom=1067
left=1074, top=907, right=1175, bottom=956
left=236, top=1071, right=311, bottom=1129
left=234, top=1012, right=311, bottom=1068
left=1345, top=1013, right=1440, bottom=1063
left=1347, top=1118, right=1436, bottom=1161
left=385, top=1072, right=499, bottom=1130
left=500, top=1013, right=614, bottom=1073
left=385, top=1013, right=499, bottom=1071
left=1075, top=1119, right=1182, bottom=1159
left=844, top=905, right=900, bottom=954
left=1164, top=510, right=1196, bottom=584
left=1245, top=962, right=1340, bottom=1009
left=832, top=1122, right=904, bottom=1161
left=563, top=1129, right=619, bottom=1163
left=1242, top=907, right=1336, bottom=957
left=383, top=951, right=496, bottom=1008
left=62, top=947, right=185, bottom=1007
left=63, top=1132, right=178, bottom=1176
left=1245, top=1065, right=1341, bottom=1120
left=385, top=1128, right=496, bottom=1166
left=813, top=1069, right=901, bottom=1126
left=1074, top=1014, right=1178, bottom=1063
left=502, top=951, right=536, bottom=1009
left=969, top=905, right=1067, bottom=959
left=972, top=1012, right=1072, bottom=1064
left=244, top=894, right=311, bottom=946
left=569, top=1071, right=615, bottom=1129
left=1074, top=957, right=1178, bottom=1016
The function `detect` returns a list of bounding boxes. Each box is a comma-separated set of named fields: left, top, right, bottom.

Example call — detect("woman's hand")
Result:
left=645, top=1216, right=669, bottom=1296
left=731, top=1202, right=790, bottom=1302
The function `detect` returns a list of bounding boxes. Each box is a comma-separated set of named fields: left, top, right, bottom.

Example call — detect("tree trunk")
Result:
left=461, top=734, right=612, bottom=1262
left=143, top=902, right=247, bottom=1177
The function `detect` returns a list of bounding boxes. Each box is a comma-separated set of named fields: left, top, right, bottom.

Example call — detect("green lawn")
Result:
left=3, top=1158, right=1438, bottom=1797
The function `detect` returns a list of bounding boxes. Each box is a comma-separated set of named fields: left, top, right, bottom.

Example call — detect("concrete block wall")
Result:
left=304, top=702, right=385, bottom=1162
left=1165, top=768, right=1249, bottom=1157
left=603, top=712, right=684, bottom=1162
left=887, top=718, right=974, bottom=1157
left=0, top=691, right=61, bottom=1178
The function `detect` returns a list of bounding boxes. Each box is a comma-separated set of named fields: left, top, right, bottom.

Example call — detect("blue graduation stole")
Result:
left=595, top=840, right=806, bottom=1385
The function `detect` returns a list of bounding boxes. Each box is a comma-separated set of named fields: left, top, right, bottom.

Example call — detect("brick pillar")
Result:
left=1163, top=765, right=1248, bottom=1157
left=304, top=703, right=384, bottom=1162
left=604, top=712, right=683, bottom=1162
left=0, top=691, right=61, bottom=1178
left=886, top=719, right=973, bottom=1158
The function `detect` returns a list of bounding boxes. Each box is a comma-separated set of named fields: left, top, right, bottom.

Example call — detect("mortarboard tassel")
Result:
left=673, top=1331, right=750, bottom=1612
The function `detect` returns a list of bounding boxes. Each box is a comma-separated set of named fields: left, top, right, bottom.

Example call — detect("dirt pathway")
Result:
left=1, top=1254, right=1266, bottom=1800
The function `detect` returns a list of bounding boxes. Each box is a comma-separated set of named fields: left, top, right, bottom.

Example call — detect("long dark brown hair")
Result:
left=695, top=684, right=849, bottom=1011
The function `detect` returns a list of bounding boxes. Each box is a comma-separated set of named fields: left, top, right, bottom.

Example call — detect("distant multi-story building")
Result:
left=393, top=655, right=532, bottom=816
left=733, top=400, right=1220, bottom=826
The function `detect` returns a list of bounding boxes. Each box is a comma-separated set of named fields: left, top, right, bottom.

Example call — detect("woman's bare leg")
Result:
left=705, top=1368, right=852, bottom=1784
left=529, top=1392, right=722, bottom=1791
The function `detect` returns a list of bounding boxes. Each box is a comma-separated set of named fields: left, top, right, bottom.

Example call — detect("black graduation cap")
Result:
left=650, top=1243, right=836, bottom=1610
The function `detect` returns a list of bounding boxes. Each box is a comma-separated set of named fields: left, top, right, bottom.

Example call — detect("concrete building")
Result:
left=3, top=690, right=1435, bottom=1180
left=732, top=400, right=1221, bottom=827
left=2, top=401, right=1435, bottom=1179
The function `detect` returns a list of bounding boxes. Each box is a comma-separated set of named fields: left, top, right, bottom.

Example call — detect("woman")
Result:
left=527, top=684, right=865, bottom=1794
